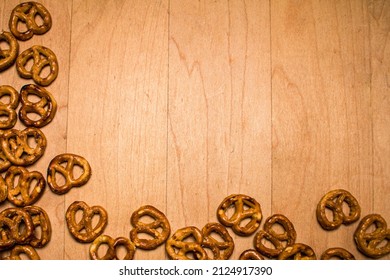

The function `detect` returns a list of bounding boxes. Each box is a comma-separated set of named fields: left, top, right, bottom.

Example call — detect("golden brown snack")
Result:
left=66, top=201, right=108, bottom=243
left=9, top=2, right=52, bottom=41
left=239, top=249, right=265, bottom=260
left=47, top=153, right=91, bottom=195
left=0, top=31, right=19, bottom=72
left=0, top=175, right=7, bottom=204
left=0, top=207, right=34, bottom=244
left=0, top=127, right=47, bottom=166
left=16, top=45, right=58, bottom=86
left=166, top=226, right=207, bottom=260
left=5, top=166, right=46, bottom=207
left=0, top=85, right=19, bottom=129
left=354, top=214, right=390, bottom=259
left=89, top=235, right=136, bottom=260
left=278, top=243, right=317, bottom=260
left=201, top=222, right=234, bottom=260
left=320, top=247, right=355, bottom=260
left=19, top=84, right=57, bottom=128
left=24, top=206, right=51, bottom=248
left=316, top=189, right=361, bottom=230
left=2, top=245, right=40, bottom=260
left=130, top=205, right=171, bottom=250
left=254, top=214, right=296, bottom=258
left=217, top=194, right=262, bottom=236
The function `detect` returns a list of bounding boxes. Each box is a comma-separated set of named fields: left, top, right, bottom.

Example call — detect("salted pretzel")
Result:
left=9, top=2, right=52, bottom=41
left=354, top=214, right=390, bottom=259
left=2, top=245, right=40, bottom=260
left=24, top=206, right=51, bottom=248
left=130, top=205, right=171, bottom=250
left=0, top=85, right=19, bottom=129
left=47, top=153, right=91, bottom=195
left=316, top=189, right=361, bottom=230
left=201, top=222, right=234, bottom=260
left=5, top=166, right=46, bottom=207
left=0, top=175, right=7, bottom=203
left=16, top=45, right=58, bottom=86
left=19, top=84, right=57, bottom=128
left=166, top=226, right=207, bottom=260
left=217, top=194, right=262, bottom=236
left=239, top=249, right=265, bottom=260
left=89, top=235, right=136, bottom=260
left=0, top=207, right=34, bottom=244
left=0, top=31, right=19, bottom=72
left=66, top=201, right=108, bottom=243
left=0, top=127, right=47, bottom=166
left=278, top=243, right=317, bottom=260
left=320, top=247, right=355, bottom=260
left=254, top=214, right=296, bottom=258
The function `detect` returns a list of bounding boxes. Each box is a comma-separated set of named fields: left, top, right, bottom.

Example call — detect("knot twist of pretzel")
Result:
left=1, top=245, right=40, bottom=260
left=0, top=31, right=19, bottom=72
left=130, top=205, right=170, bottom=250
left=354, top=214, right=390, bottom=259
left=66, top=201, right=108, bottom=243
left=316, top=189, right=361, bottom=230
left=201, top=222, right=234, bottom=260
left=0, top=85, right=19, bottom=129
left=217, top=194, right=262, bottom=236
left=320, top=247, right=355, bottom=260
left=278, top=243, right=317, bottom=260
left=89, top=235, right=136, bottom=260
left=9, top=2, right=52, bottom=41
left=239, top=249, right=265, bottom=260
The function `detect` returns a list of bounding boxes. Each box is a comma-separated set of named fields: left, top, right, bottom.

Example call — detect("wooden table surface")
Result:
left=1, top=0, right=389, bottom=260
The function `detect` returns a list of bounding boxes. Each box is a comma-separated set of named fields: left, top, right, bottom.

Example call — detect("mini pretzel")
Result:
left=278, top=243, right=317, bottom=260
left=24, top=206, right=51, bottom=248
left=320, top=247, right=355, bottom=260
left=316, top=189, right=361, bottom=230
left=217, top=194, right=262, bottom=236
left=239, top=249, right=265, bottom=260
left=0, top=207, right=34, bottom=244
left=5, top=166, right=46, bottom=207
left=0, top=127, right=47, bottom=166
left=16, top=45, right=58, bottom=86
left=201, top=222, right=234, bottom=260
left=66, top=201, right=108, bottom=243
left=0, top=85, right=19, bottom=129
left=0, top=175, right=7, bottom=203
left=130, top=205, right=171, bottom=250
left=166, top=226, right=207, bottom=260
left=47, top=153, right=91, bottom=195
left=0, top=31, right=19, bottom=72
left=19, top=84, right=57, bottom=128
left=2, top=245, right=40, bottom=260
left=89, top=235, right=136, bottom=260
left=254, top=214, right=296, bottom=258
left=354, top=214, right=390, bottom=259
left=9, top=2, right=52, bottom=41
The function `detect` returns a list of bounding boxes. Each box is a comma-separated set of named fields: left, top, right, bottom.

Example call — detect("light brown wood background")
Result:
left=0, top=0, right=389, bottom=260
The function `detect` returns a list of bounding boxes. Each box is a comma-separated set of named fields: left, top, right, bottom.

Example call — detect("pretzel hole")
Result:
left=96, top=243, right=110, bottom=259
left=91, top=213, right=102, bottom=229
left=33, top=224, right=42, bottom=240
left=138, top=215, right=156, bottom=224
left=34, top=14, right=45, bottom=27
left=377, top=239, right=389, bottom=249
left=23, top=57, right=34, bottom=72
left=201, top=246, right=214, bottom=259
left=239, top=217, right=254, bottom=229
left=54, top=171, right=66, bottom=187
left=209, top=231, right=225, bottom=243
left=365, top=222, right=378, bottom=234
left=0, top=111, right=10, bottom=123
left=0, top=40, right=10, bottom=51
left=38, top=64, right=51, bottom=79
left=14, top=251, right=31, bottom=260
left=17, top=21, right=29, bottom=33
left=325, top=207, right=335, bottom=222
left=115, top=244, right=129, bottom=260
left=27, top=178, right=39, bottom=195
left=27, top=135, right=38, bottom=149
left=26, top=93, right=42, bottom=103
left=72, top=164, right=85, bottom=180
left=224, top=205, right=237, bottom=220
left=342, top=201, right=351, bottom=215
left=26, top=111, right=43, bottom=121
left=260, top=237, right=277, bottom=250
left=10, top=174, right=21, bottom=190
left=0, top=94, right=11, bottom=104
left=74, top=209, right=85, bottom=225
left=270, top=223, right=286, bottom=235
left=136, top=232, right=156, bottom=241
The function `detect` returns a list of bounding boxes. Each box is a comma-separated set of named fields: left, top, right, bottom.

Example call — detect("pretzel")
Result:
left=278, top=243, right=317, bottom=260
left=320, top=247, right=355, bottom=260
left=166, top=226, right=207, bottom=260
left=66, top=201, right=107, bottom=243
left=19, top=84, right=57, bottom=128
left=0, top=175, right=7, bottom=203
left=2, top=245, right=40, bottom=260
left=316, top=189, right=361, bottom=230
left=24, top=206, right=51, bottom=248
left=89, top=235, right=136, bottom=260
left=0, top=31, right=19, bottom=72
left=0, top=207, right=34, bottom=244
left=130, top=205, right=171, bottom=250
left=217, top=194, right=262, bottom=236
left=47, top=153, right=91, bottom=195
left=239, top=249, right=265, bottom=260
left=354, top=214, right=390, bottom=259
left=5, top=166, right=46, bottom=207
left=16, top=45, right=58, bottom=86
left=0, top=216, right=17, bottom=250
left=9, top=2, right=52, bottom=41
left=0, top=127, right=47, bottom=166
left=201, top=222, right=234, bottom=260
left=254, top=214, right=296, bottom=258
left=0, top=85, right=19, bottom=129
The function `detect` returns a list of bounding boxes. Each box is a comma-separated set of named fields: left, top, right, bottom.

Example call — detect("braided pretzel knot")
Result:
left=16, top=45, right=58, bottom=86
left=217, top=194, right=262, bottom=236
left=0, top=85, right=19, bottom=129
left=9, top=2, right=52, bottom=41
left=89, top=235, right=136, bottom=260
left=354, top=214, right=390, bottom=259
left=278, top=243, right=317, bottom=260
left=66, top=201, right=107, bottom=243
left=316, top=189, right=361, bottom=230
left=254, top=214, right=296, bottom=258
left=201, top=222, right=234, bottom=260
left=24, top=206, right=51, bottom=248
left=5, top=166, right=46, bottom=207
left=130, top=205, right=171, bottom=250
left=166, top=226, right=207, bottom=260
left=47, top=153, right=91, bottom=194
left=19, top=84, right=57, bottom=128
left=0, top=207, right=34, bottom=245
left=0, top=31, right=19, bottom=72
left=2, top=245, right=40, bottom=260
left=239, top=249, right=265, bottom=260
left=320, top=247, right=355, bottom=260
